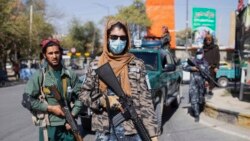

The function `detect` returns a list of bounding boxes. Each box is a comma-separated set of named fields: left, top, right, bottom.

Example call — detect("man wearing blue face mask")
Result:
left=79, top=19, right=158, bottom=141
left=183, top=48, right=210, bottom=122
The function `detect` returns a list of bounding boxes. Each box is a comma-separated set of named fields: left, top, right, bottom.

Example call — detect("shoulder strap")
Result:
left=38, top=68, right=46, bottom=87
left=62, top=76, right=67, bottom=99
left=39, top=68, right=46, bottom=97
left=39, top=69, right=49, bottom=141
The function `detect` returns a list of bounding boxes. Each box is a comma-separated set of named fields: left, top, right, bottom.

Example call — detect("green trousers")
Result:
left=39, top=126, right=75, bottom=141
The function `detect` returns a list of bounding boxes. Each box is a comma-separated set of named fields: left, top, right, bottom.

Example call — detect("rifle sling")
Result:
left=40, top=69, right=49, bottom=141
left=62, top=76, right=67, bottom=99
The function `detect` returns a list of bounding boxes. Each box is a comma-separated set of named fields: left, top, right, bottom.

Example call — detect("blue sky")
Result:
left=45, top=0, right=245, bottom=46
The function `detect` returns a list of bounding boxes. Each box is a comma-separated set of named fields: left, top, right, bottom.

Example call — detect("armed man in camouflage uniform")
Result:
left=22, top=39, right=82, bottom=141
left=79, top=19, right=158, bottom=141
left=183, top=48, right=209, bottom=122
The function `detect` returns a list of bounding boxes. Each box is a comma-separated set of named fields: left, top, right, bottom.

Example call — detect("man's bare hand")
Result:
left=100, top=95, right=121, bottom=109
left=205, top=81, right=209, bottom=87
left=151, top=137, right=158, bottom=141
left=192, top=67, right=199, bottom=72
left=47, top=105, right=65, bottom=116
left=214, top=68, right=218, bottom=73
left=65, top=123, right=71, bottom=130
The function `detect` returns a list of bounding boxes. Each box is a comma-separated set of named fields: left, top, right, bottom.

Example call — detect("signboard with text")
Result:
left=192, top=8, right=216, bottom=47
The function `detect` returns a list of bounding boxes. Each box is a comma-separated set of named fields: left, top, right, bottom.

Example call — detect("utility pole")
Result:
left=29, top=3, right=33, bottom=56
left=185, top=0, right=190, bottom=58
left=185, top=0, right=189, bottom=51
left=92, top=29, right=96, bottom=56
left=134, top=1, right=144, bottom=40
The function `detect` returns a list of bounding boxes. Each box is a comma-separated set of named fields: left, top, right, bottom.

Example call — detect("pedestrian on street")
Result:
left=161, top=25, right=171, bottom=50
left=12, top=61, right=20, bottom=80
left=79, top=18, right=158, bottom=141
left=202, top=34, right=220, bottom=95
left=0, top=66, right=8, bottom=86
left=21, top=38, right=82, bottom=141
left=183, top=48, right=210, bottom=122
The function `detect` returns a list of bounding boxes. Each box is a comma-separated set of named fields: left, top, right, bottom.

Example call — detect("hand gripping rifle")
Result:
left=95, top=62, right=151, bottom=141
left=49, top=86, right=83, bottom=141
left=187, top=58, right=220, bottom=87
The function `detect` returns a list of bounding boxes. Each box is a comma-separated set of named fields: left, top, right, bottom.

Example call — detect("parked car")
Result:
left=6, top=62, right=12, bottom=69
left=130, top=40, right=182, bottom=133
left=182, top=70, right=191, bottom=83
left=216, top=61, right=241, bottom=87
left=180, top=59, right=191, bottom=83
left=219, top=61, right=232, bottom=69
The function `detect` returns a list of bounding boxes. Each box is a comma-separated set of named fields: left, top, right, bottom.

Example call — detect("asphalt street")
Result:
left=0, top=84, right=249, bottom=141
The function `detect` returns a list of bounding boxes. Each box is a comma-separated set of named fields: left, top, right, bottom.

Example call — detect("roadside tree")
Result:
left=64, top=19, right=101, bottom=57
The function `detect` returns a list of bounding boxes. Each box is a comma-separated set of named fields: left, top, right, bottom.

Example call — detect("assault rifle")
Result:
left=49, top=86, right=83, bottom=141
left=95, top=62, right=151, bottom=141
left=187, top=58, right=220, bottom=87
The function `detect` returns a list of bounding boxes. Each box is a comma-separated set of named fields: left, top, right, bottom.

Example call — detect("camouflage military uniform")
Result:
left=183, top=58, right=209, bottom=118
left=79, top=58, right=158, bottom=140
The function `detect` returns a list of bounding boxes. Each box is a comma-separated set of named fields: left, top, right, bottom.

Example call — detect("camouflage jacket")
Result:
left=79, top=58, right=158, bottom=137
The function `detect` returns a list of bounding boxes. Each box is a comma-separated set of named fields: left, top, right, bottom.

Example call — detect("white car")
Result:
left=181, top=60, right=191, bottom=83
left=6, top=62, right=12, bottom=69
left=182, top=70, right=191, bottom=83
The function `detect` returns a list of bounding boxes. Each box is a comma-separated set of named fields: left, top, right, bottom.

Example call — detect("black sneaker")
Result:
left=208, top=91, right=213, bottom=95
left=195, top=116, right=199, bottom=122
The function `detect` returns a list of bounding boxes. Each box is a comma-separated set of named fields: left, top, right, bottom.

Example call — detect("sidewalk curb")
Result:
left=200, top=113, right=250, bottom=141
left=0, top=80, right=26, bottom=88
left=204, top=102, right=250, bottom=128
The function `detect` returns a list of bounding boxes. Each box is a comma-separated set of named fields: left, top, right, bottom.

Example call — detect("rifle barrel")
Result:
left=49, top=86, right=83, bottom=141
left=96, top=63, right=151, bottom=141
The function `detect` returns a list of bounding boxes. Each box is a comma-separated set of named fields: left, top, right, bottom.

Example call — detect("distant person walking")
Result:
left=161, top=26, right=171, bottom=49
left=202, top=34, right=220, bottom=95
left=12, top=61, right=20, bottom=80
left=0, top=66, right=8, bottom=85
left=161, top=25, right=171, bottom=50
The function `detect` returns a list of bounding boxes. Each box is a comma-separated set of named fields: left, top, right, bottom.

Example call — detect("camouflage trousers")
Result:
left=95, top=124, right=141, bottom=141
left=190, top=92, right=205, bottom=117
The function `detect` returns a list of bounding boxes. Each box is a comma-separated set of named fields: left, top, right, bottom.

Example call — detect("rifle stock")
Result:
left=187, top=59, right=220, bottom=87
left=49, top=86, right=83, bottom=141
left=95, top=63, right=151, bottom=141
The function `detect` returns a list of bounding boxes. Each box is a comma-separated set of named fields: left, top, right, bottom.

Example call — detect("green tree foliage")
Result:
left=113, top=0, right=151, bottom=39
left=114, top=0, right=151, bottom=27
left=176, top=28, right=192, bottom=40
left=176, top=28, right=192, bottom=46
left=63, top=19, right=101, bottom=57
left=0, top=0, right=54, bottom=70
left=0, top=0, right=27, bottom=68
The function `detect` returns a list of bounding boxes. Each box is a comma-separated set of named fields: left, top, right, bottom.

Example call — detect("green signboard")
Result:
left=192, top=8, right=216, bottom=46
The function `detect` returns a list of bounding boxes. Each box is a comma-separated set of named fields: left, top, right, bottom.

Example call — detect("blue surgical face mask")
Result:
left=108, top=39, right=127, bottom=54
left=196, top=54, right=203, bottom=60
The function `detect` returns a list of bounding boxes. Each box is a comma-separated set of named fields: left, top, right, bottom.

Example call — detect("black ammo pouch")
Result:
left=22, top=93, right=34, bottom=111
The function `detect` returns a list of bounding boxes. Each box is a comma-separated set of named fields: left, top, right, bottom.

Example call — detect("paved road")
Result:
left=158, top=85, right=249, bottom=141
left=0, top=84, right=249, bottom=141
